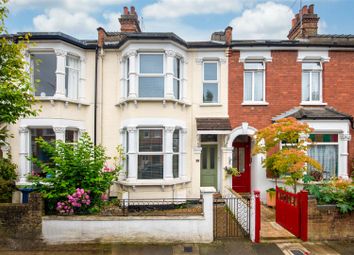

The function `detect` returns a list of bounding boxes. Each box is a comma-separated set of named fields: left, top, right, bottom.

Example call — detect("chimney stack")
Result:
left=287, top=4, right=319, bottom=40
left=211, top=26, right=233, bottom=45
left=119, top=6, right=141, bottom=33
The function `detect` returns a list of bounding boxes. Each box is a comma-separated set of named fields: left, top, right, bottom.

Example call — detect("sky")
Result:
left=5, top=0, right=354, bottom=41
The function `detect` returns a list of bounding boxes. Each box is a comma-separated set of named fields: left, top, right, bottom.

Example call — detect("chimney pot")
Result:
left=131, top=6, right=136, bottom=15
left=308, top=4, right=314, bottom=14
left=123, top=6, right=129, bottom=15
left=301, top=5, right=308, bottom=15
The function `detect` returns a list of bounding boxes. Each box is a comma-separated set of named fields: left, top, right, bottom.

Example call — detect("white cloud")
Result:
left=229, top=1, right=294, bottom=39
left=32, top=8, right=120, bottom=38
left=9, top=0, right=130, bottom=13
left=142, top=0, right=254, bottom=19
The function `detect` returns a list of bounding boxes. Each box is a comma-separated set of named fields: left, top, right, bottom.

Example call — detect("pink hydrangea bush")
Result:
left=56, top=188, right=91, bottom=215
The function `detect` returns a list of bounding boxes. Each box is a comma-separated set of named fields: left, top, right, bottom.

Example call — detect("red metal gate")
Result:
left=275, top=187, right=308, bottom=241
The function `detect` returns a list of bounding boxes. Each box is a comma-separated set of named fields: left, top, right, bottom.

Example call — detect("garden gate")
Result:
left=275, top=187, right=308, bottom=241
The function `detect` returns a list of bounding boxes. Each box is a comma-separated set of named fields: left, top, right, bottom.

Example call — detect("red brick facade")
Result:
left=228, top=50, right=354, bottom=175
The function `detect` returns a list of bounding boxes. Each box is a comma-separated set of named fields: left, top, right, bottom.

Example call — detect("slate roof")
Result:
left=272, top=106, right=353, bottom=125
left=196, top=118, right=232, bottom=131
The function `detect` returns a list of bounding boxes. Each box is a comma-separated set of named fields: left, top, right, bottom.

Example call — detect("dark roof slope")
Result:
left=196, top=118, right=232, bottom=131
left=273, top=106, right=353, bottom=127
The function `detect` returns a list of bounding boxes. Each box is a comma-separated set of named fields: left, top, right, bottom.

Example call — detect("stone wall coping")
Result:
left=42, top=215, right=205, bottom=221
left=316, top=204, right=337, bottom=211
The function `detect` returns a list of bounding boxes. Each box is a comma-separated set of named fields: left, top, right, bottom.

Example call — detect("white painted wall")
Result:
left=42, top=189, right=214, bottom=244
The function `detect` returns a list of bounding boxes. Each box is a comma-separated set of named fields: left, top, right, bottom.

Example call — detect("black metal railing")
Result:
left=100, top=198, right=204, bottom=217
left=214, top=195, right=251, bottom=239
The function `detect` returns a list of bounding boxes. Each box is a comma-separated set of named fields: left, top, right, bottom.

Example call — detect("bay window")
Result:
left=308, top=134, right=338, bottom=179
left=203, top=62, right=219, bottom=103
left=173, top=129, right=180, bottom=178
left=31, top=53, right=57, bottom=97
left=139, top=54, right=164, bottom=98
left=65, top=55, right=80, bottom=99
left=244, top=62, right=265, bottom=102
left=302, top=62, right=322, bottom=102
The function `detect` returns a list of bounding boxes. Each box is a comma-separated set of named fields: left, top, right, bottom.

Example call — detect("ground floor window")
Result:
left=308, top=134, right=338, bottom=179
left=30, top=128, right=56, bottom=175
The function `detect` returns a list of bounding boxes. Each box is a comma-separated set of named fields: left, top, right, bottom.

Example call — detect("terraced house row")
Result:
left=3, top=4, right=353, bottom=201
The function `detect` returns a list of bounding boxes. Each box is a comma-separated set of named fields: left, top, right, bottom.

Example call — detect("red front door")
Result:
left=232, top=136, right=251, bottom=193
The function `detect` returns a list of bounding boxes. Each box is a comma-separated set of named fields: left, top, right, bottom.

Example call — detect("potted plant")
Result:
left=224, top=166, right=240, bottom=176
left=266, top=187, right=276, bottom=207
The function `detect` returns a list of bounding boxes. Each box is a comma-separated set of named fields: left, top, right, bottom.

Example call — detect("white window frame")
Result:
left=65, top=54, right=80, bottom=100
left=137, top=128, right=164, bottom=179
left=202, top=61, right=219, bottom=104
left=301, top=61, right=323, bottom=103
left=124, top=58, right=130, bottom=98
left=243, top=61, right=266, bottom=103
left=172, top=129, right=181, bottom=178
left=173, top=57, right=182, bottom=100
left=308, top=133, right=339, bottom=179
left=137, top=53, right=165, bottom=98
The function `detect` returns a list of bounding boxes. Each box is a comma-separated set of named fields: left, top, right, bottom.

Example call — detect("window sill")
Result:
left=36, top=96, right=90, bottom=107
left=116, top=98, right=191, bottom=107
left=199, top=103, right=222, bottom=107
left=241, top=101, right=269, bottom=106
left=300, top=102, right=327, bottom=106
left=116, top=177, right=191, bottom=188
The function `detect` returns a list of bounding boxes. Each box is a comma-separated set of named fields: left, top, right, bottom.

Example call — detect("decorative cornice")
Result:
left=165, top=50, right=176, bottom=57
left=340, top=133, right=351, bottom=141
left=165, top=126, right=175, bottom=133
left=54, top=49, right=67, bottom=57
left=19, top=127, right=29, bottom=133
left=127, top=126, right=137, bottom=132
left=53, top=127, right=66, bottom=133
left=195, top=58, right=203, bottom=64
left=126, top=50, right=137, bottom=58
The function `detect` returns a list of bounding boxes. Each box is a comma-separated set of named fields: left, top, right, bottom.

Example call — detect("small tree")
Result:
left=0, top=0, right=38, bottom=145
left=29, top=133, right=124, bottom=214
left=253, top=117, right=322, bottom=193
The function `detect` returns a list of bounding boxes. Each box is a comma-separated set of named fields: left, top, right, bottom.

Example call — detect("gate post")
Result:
left=299, top=190, right=308, bottom=241
left=253, top=190, right=261, bottom=243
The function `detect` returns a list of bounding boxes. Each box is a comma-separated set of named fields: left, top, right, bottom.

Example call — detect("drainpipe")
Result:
left=94, top=46, right=98, bottom=146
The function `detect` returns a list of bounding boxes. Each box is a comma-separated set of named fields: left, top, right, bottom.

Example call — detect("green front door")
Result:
left=200, top=145, right=218, bottom=189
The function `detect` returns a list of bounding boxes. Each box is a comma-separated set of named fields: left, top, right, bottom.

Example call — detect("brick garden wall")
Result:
left=0, top=193, right=43, bottom=249
left=308, top=197, right=354, bottom=241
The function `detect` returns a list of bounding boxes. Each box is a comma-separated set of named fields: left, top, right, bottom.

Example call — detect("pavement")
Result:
left=1, top=239, right=352, bottom=255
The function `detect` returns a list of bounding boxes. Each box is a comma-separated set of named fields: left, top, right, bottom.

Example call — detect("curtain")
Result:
left=308, top=145, right=338, bottom=179
left=254, top=71, right=264, bottom=101
left=66, top=56, right=79, bottom=99
left=244, top=72, right=252, bottom=101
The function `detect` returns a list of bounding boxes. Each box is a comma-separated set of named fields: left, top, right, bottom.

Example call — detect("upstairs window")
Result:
left=31, top=53, right=57, bottom=97
left=302, top=62, right=322, bottom=102
left=138, top=54, right=164, bottom=98
left=173, top=57, right=181, bottom=99
left=244, top=62, right=265, bottom=102
left=65, top=55, right=80, bottom=99
left=125, top=58, right=130, bottom=97
left=203, top=62, right=218, bottom=103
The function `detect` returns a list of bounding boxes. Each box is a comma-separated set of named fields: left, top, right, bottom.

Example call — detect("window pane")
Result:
left=203, top=83, right=218, bottom=103
left=138, top=155, right=163, bottom=179
left=173, top=154, right=179, bottom=178
left=308, top=145, right=337, bottom=179
left=140, top=54, right=163, bottom=74
left=31, top=128, right=56, bottom=175
left=311, top=71, right=320, bottom=101
left=173, top=79, right=180, bottom=99
left=202, top=147, right=208, bottom=169
left=173, top=129, right=179, bottom=152
left=254, top=71, right=264, bottom=101
left=203, top=63, right=217, bottom=80
left=244, top=62, right=264, bottom=70
left=173, top=58, right=180, bottom=78
left=65, top=130, right=78, bottom=143
left=201, top=134, right=217, bottom=143
left=302, top=62, right=321, bottom=70
left=65, top=56, right=80, bottom=99
left=209, top=147, right=215, bottom=169
left=32, top=53, right=57, bottom=97
left=309, top=134, right=338, bottom=143
left=244, top=72, right=252, bottom=101
left=238, top=148, right=245, bottom=173
left=139, top=77, right=164, bottom=97
left=302, top=72, right=310, bottom=101
left=139, top=129, right=163, bottom=152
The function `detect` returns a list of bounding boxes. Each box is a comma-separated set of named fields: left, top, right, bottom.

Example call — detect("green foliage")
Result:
left=305, top=179, right=354, bottom=214
left=29, top=133, right=123, bottom=213
left=0, top=0, right=38, bottom=145
left=0, top=157, right=17, bottom=202
left=253, top=117, right=322, bottom=192
left=224, top=166, right=240, bottom=176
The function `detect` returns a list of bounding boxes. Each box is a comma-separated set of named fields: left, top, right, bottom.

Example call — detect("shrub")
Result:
left=0, top=158, right=17, bottom=202
left=305, top=178, right=354, bottom=214
left=29, top=133, right=123, bottom=214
